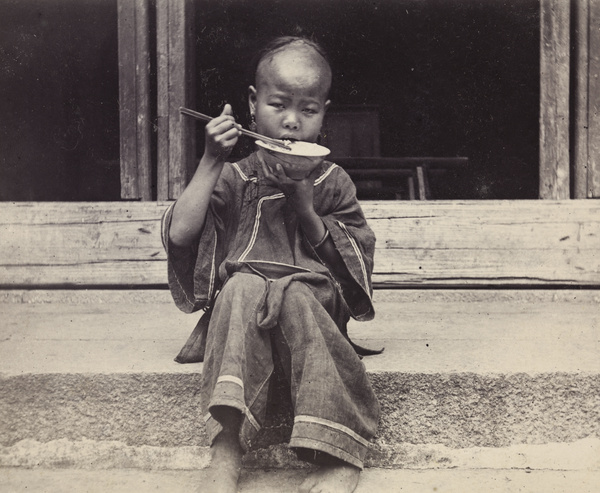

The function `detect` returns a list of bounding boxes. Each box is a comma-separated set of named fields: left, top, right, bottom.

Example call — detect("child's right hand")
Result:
left=203, top=104, right=241, bottom=162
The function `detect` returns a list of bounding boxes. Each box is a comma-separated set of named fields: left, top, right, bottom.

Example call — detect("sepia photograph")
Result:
left=0, top=0, right=598, bottom=491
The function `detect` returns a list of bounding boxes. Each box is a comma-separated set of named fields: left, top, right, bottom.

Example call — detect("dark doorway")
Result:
left=0, top=0, right=539, bottom=200
left=194, top=0, right=540, bottom=199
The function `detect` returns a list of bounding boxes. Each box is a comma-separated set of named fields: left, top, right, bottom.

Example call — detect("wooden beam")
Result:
left=117, top=0, right=138, bottom=199
left=1, top=201, right=599, bottom=288
left=157, top=0, right=196, bottom=201
left=330, top=157, right=469, bottom=170
left=573, top=0, right=590, bottom=198
left=588, top=0, right=600, bottom=196
left=135, top=0, right=152, bottom=201
left=156, top=0, right=170, bottom=201
left=572, top=0, right=600, bottom=198
left=539, top=0, right=570, bottom=199
left=117, top=0, right=152, bottom=200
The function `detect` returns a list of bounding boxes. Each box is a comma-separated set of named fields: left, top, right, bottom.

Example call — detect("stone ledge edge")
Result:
left=1, top=437, right=598, bottom=471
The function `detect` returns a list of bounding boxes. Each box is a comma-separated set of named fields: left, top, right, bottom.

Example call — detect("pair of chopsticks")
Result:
left=179, top=107, right=292, bottom=151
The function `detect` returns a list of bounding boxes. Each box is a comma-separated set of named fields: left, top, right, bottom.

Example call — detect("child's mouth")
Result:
left=279, top=137, right=299, bottom=147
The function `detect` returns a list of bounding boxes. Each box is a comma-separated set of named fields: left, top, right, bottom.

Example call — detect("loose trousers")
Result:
left=201, top=272, right=380, bottom=468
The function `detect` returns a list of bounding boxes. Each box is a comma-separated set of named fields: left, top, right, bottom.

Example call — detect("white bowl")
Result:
left=256, top=140, right=330, bottom=180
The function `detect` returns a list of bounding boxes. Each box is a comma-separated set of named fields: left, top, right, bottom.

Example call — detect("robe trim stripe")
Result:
left=238, top=194, right=285, bottom=262
left=315, top=163, right=338, bottom=185
left=231, top=161, right=257, bottom=182
left=207, top=230, right=218, bottom=301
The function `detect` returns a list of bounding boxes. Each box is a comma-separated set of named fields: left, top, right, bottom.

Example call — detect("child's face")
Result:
left=249, top=48, right=331, bottom=143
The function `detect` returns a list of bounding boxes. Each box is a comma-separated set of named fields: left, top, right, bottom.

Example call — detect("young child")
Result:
left=162, top=36, right=380, bottom=493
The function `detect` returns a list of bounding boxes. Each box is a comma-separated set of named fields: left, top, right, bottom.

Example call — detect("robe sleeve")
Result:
left=160, top=173, right=231, bottom=314
left=308, top=166, right=376, bottom=321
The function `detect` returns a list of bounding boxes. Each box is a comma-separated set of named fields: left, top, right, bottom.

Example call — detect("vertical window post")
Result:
left=539, top=0, right=570, bottom=199
left=573, top=0, right=600, bottom=198
left=157, top=0, right=196, bottom=201
left=118, top=0, right=152, bottom=200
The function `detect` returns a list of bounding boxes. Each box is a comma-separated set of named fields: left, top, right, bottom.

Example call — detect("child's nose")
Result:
left=282, top=111, right=300, bottom=130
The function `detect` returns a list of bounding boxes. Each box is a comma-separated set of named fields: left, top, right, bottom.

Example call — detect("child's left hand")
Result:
left=261, top=161, right=317, bottom=217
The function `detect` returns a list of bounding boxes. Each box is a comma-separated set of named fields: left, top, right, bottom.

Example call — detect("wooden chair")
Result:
left=321, top=106, right=468, bottom=199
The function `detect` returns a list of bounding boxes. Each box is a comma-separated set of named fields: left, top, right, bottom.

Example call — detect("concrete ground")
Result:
left=2, top=289, right=599, bottom=489
left=1, top=467, right=599, bottom=493
left=2, top=289, right=599, bottom=376
left=1, top=289, right=599, bottom=475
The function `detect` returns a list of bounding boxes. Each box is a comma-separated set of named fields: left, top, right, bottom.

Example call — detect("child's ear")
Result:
left=324, top=100, right=331, bottom=113
left=248, top=85, right=257, bottom=113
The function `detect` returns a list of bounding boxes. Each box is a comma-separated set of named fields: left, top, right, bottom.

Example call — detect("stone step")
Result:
left=1, top=467, right=599, bottom=493
left=1, top=289, right=599, bottom=471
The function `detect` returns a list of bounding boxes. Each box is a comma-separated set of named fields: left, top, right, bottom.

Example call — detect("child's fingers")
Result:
left=220, top=103, right=233, bottom=116
left=261, top=161, right=275, bottom=180
left=207, top=104, right=237, bottom=130
left=214, top=119, right=240, bottom=136
left=274, top=163, right=286, bottom=178
left=207, top=116, right=237, bottom=133
left=202, top=105, right=240, bottom=158
left=275, top=164, right=303, bottom=183
left=270, top=163, right=293, bottom=183
left=261, top=161, right=281, bottom=187
left=208, top=104, right=235, bottom=131
left=214, top=127, right=240, bottom=149
left=206, top=119, right=241, bottom=142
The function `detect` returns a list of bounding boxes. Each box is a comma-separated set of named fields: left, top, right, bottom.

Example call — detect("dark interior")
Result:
left=0, top=0, right=539, bottom=200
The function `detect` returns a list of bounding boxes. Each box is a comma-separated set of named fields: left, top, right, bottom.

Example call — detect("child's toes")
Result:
left=298, top=475, right=319, bottom=493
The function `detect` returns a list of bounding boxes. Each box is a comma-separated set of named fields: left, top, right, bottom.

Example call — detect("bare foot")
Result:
left=298, top=463, right=361, bottom=493
left=203, top=429, right=243, bottom=493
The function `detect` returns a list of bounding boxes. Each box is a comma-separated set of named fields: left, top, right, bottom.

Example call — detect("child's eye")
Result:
left=270, top=102, right=284, bottom=109
left=303, top=108, right=318, bottom=115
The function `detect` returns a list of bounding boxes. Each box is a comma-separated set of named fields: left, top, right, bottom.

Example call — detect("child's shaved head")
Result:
left=253, top=37, right=332, bottom=100
left=248, top=36, right=332, bottom=143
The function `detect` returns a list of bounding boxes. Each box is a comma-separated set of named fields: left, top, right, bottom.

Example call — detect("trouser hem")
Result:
left=289, top=437, right=365, bottom=470
left=206, top=397, right=262, bottom=452
left=290, top=423, right=368, bottom=469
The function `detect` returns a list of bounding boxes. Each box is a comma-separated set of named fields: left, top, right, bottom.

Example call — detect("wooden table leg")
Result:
left=416, top=166, right=430, bottom=200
